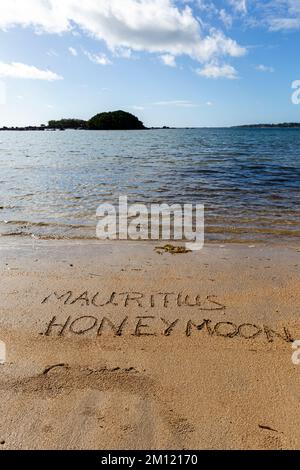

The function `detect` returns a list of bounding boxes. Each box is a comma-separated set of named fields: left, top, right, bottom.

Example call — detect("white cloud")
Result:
left=206, top=101, right=214, bottom=106
left=196, top=1, right=219, bottom=16
left=219, top=9, right=233, bottom=28
left=263, top=1, right=300, bottom=31
left=68, top=46, right=78, bottom=56
left=228, top=0, right=247, bottom=14
left=0, top=0, right=245, bottom=66
left=256, top=64, right=274, bottom=73
left=196, top=62, right=238, bottom=79
left=132, top=105, right=145, bottom=110
left=269, top=17, right=300, bottom=31
left=83, top=51, right=112, bottom=65
left=0, top=62, right=63, bottom=80
left=114, top=48, right=133, bottom=58
left=193, top=30, right=245, bottom=62
left=153, top=100, right=199, bottom=107
left=160, top=54, right=177, bottom=67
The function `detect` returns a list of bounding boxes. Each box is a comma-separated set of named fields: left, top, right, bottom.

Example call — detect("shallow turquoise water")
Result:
left=0, top=128, right=299, bottom=243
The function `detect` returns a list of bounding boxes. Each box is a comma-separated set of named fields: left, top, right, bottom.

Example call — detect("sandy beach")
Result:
left=0, top=238, right=299, bottom=449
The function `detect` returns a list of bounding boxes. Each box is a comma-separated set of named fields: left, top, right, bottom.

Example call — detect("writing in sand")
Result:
left=41, top=290, right=294, bottom=344
left=41, top=290, right=226, bottom=310
left=43, top=316, right=293, bottom=344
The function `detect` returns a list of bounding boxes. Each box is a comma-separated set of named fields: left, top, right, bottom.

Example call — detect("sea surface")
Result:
left=0, top=128, right=299, bottom=244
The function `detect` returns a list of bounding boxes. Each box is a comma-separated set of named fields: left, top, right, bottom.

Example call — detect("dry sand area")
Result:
left=0, top=238, right=300, bottom=450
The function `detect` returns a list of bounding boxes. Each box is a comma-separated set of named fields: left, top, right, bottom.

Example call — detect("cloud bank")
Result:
left=0, top=0, right=246, bottom=76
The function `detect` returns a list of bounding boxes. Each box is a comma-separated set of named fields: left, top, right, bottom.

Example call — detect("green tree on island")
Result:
left=88, top=110, right=145, bottom=130
left=48, top=111, right=146, bottom=130
left=48, top=119, right=87, bottom=129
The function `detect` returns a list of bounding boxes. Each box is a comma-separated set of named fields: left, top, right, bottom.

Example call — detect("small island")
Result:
left=0, top=110, right=146, bottom=131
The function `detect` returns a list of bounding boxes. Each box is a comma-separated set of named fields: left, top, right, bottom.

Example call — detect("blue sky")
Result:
left=0, top=0, right=300, bottom=127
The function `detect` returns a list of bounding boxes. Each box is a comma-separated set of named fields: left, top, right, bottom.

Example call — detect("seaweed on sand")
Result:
left=155, top=244, right=191, bottom=255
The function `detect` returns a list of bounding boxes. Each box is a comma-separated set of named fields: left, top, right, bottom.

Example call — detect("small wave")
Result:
left=1, top=220, right=92, bottom=229
left=0, top=231, right=29, bottom=237
left=0, top=232, right=97, bottom=240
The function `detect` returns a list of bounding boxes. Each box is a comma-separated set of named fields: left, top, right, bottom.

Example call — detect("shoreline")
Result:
left=0, top=239, right=300, bottom=449
left=1, top=235, right=299, bottom=247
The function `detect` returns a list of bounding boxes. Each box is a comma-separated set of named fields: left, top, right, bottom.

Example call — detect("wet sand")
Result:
left=0, top=238, right=300, bottom=449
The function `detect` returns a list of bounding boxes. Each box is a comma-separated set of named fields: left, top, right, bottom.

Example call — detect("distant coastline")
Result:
left=232, top=123, right=300, bottom=129
left=2, top=124, right=300, bottom=131
left=1, top=117, right=300, bottom=132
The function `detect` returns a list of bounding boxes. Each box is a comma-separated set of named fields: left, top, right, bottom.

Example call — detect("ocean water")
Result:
left=0, top=128, right=299, bottom=244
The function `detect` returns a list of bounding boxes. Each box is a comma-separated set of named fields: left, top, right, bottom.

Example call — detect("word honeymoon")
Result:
left=43, top=317, right=293, bottom=344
